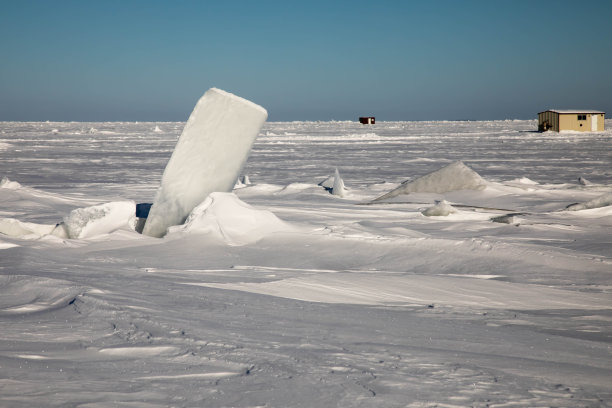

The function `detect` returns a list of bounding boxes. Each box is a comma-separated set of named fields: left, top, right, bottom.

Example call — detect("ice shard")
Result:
left=142, top=88, right=267, bottom=237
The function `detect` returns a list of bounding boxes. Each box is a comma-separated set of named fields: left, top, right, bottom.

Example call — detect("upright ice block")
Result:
left=142, top=88, right=267, bottom=237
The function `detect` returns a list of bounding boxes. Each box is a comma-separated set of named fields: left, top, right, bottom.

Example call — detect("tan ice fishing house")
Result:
left=538, top=110, right=605, bottom=132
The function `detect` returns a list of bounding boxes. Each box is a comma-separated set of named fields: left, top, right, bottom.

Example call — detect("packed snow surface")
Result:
left=1, top=119, right=611, bottom=407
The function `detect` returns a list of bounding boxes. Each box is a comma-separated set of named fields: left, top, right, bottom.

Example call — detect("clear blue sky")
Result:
left=1, top=0, right=611, bottom=121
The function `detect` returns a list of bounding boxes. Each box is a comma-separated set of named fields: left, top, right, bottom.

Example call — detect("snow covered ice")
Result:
left=1, top=119, right=612, bottom=407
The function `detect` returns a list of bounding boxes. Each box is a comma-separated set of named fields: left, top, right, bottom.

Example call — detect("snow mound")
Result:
left=63, top=201, right=135, bottom=239
left=565, top=193, right=612, bottom=211
left=0, top=218, right=67, bottom=239
left=421, top=200, right=458, bottom=216
left=153, top=125, right=163, bottom=133
left=169, top=192, right=293, bottom=245
left=373, top=161, right=486, bottom=201
left=0, top=176, right=22, bottom=189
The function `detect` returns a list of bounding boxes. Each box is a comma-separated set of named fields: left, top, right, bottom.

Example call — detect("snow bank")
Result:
left=565, top=192, right=612, bottom=211
left=143, top=88, right=268, bottom=238
left=421, top=200, right=458, bottom=216
left=63, top=201, right=135, bottom=239
left=373, top=161, right=486, bottom=202
left=168, top=192, right=293, bottom=245
left=0, top=176, right=21, bottom=189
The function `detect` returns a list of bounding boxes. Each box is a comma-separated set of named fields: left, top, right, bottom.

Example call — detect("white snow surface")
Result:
left=1, top=119, right=612, bottom=407
left=143, top=88, right=267, bottom=237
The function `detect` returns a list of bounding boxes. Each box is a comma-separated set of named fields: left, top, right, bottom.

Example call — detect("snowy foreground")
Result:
left=1, top=120, right=611, bottom=407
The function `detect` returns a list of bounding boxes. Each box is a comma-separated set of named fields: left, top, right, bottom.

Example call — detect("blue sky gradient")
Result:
left=1, top=0, right=611, bottom=121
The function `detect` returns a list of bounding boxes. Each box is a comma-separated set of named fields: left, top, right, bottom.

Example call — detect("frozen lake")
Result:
left=1, top=120, right=611, bottom=407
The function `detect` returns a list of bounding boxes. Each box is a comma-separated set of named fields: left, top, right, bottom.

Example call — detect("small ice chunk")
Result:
left=491, top=214, right=519, bottom=224
left=331, top=168, right=346, bottom=197
left=0, top=177, right=21, bottom=189
left=64, top=201, right=135, bottom=239
left=318, top=168, right=347, bottom=197
left=318, top=175, right=335, bottom=189
left=421, top=200, right=458, bottom=216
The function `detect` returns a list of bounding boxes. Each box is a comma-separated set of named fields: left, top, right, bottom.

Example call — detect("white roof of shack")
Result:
left=540, top=109, right=605, bottom=114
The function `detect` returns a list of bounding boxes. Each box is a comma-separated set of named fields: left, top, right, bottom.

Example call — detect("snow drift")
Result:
left=373, top=161, right=486, bottom=201
left=0, top=275, right=85, bottom=315
left=0, top=218, right=66, bottom=239
left=168, top=192, right=294, bottom=245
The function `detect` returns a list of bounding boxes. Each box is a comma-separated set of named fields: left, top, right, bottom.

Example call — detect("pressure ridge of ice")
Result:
left=566, top=192, right=612, bottom=211
left=373, top=161, right=486, bottom=201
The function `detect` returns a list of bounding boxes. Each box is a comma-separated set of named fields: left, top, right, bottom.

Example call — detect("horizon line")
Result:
left=0, top=117, right=544, bottom=124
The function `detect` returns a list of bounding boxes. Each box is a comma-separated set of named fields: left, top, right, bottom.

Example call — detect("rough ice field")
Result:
left=0, top=120, right=611, bottom=407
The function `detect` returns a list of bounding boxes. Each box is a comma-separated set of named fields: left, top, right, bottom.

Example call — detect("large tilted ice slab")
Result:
left=143, top=88, right=268, bottom=238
